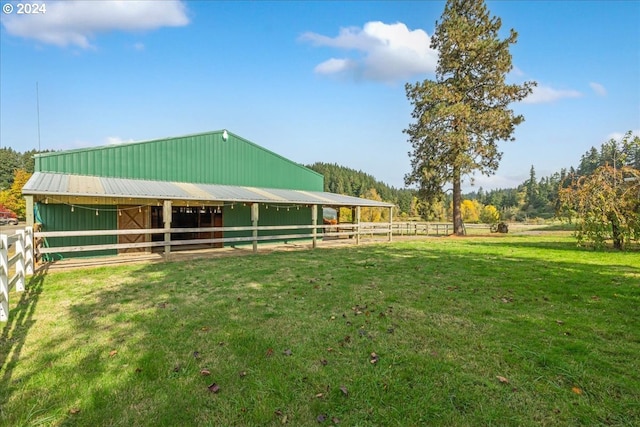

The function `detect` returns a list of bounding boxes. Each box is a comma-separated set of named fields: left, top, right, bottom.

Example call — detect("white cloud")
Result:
left=105, top=136, right=134, bottom=145
left=589, top=82, right=607, bottom=96
left=606, top=129, right=640, bottom=142
left=300, top=21, right=438, bottom=82
left=314, top=58, right=355, bottom=75
left=510, top=66, right=525, bottom=77
left=1, top=0, right=189, bottom=48
left=521, top=84, right=582, bottom=104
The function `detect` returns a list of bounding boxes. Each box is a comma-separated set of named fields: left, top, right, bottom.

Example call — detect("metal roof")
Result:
left=23, top=172, right=394, bottom=208
left=33, top=130, right=324, bottom=192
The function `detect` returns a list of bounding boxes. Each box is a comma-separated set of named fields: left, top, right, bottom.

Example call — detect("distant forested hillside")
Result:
left=306, top=162, right=414, bottom=215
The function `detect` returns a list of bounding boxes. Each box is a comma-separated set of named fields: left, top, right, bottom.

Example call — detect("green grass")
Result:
left=1, top=235, right=639, bottom=426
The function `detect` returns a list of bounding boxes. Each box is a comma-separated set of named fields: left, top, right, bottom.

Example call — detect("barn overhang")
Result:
left=22, top=172, right=394, bottom=209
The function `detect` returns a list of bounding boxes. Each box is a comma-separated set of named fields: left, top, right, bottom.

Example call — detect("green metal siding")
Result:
left=222, top=204, right=252, bottom=243
left=222, top=204, right=322, bottom=245
left=34, top=131, right=323, bottom=191
left=35, top=203, right=117, bottom=259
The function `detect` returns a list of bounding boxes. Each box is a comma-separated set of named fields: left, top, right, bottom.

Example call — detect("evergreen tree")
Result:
left=577, top=147, right=600, bottom=175
left=404, top=0, right=535, bottom=235
left=524, top=165, right=538, bottom=209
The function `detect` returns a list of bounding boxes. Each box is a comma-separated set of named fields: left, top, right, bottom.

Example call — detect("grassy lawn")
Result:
left=1, top=235, right=639, bottom=426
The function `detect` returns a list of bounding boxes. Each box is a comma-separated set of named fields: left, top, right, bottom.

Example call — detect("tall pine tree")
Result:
left=404, top=0, right=535, bottom=234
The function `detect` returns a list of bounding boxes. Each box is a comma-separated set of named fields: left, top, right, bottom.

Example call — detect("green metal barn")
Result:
left=22, top=130, right=393, bottom=259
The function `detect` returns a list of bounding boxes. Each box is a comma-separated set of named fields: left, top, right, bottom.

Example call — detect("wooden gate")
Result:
left=118, top=205, right=148, bottom=253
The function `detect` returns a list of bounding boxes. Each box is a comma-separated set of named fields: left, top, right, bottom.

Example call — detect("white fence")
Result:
left=0, top=221, right=471, bottom=321
left=31, top=222, right=469, bottom=259
left=33, top=223, right=391, bottom=258
left=0, top=227, right=34, bottom=322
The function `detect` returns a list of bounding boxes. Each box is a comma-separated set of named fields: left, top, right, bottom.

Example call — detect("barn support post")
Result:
left=355, top=206, right=361, bottom=245
left=388, top=206, right=393, bottom=242
left=163, top=200, right=172, bottom=259
left=25, top=195, right=34, bottom=226
left=251, top=203, right=259, bottom=253
left=311, top=204, right=318, bottom=249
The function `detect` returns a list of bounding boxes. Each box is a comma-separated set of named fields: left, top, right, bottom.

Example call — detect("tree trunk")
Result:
left=611, top=219, right=623, bottom=250
left=452, top=165, right=464, bottom=235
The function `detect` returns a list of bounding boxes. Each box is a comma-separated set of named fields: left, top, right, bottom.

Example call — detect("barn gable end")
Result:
left=34, top=130, right=323, bottom=191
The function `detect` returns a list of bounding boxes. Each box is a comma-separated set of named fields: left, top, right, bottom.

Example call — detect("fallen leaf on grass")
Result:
left=370, top=352, right=379, bottom=364
left=315, top=392, right=324, bottom=398
left=266, top=348, right=274, bottom=357
left=69, top=408, right=80, bottom=415
left=340, top=385, right=348, bottom=396
left=200, top=369, right=211, bottom=376
left=208, top=383, right=220, bottom=393
left=109, top=350, right=118, bottom=357
left=320, top=359, right=328, bottom=366
left=332, top=416, right=341, bottom=424
left=201, top=326, right=210, bottom=332
left=496, top=375, right=509, bottom=384
left=572, top=386, right=583, bottom=395
left=283, top=349, right=293, bottom=356
left=239, top=370, right=247, bottom=377
left=317, top=413, right=327, bottom=423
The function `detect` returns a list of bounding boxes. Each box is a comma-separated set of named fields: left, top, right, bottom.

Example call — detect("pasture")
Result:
left=1, top=235, right=638, bottom=426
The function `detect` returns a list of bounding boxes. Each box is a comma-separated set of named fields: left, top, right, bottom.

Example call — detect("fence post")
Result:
left=355, top=206, right=361, bottom=245
left=15, top=230, right=25, bottom=292
left=163, top=200, right=172, bottom=258
left=388, top=207, right=393, bottom=242
left=25, top=226, right=34, bottom=275
left=1, top=234, right=8, bottom=322
left=311, top=204, right=317, bottom=249
left=251, top=203, right=259, bottom=253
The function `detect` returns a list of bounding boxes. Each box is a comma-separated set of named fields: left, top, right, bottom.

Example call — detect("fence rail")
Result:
left=1, top=221, right=475, bottom=321
left=1, top=227, right=34, bottom=322
left=31, top=222, right=474, bottom=257
left=33, top=223, right=391, bottom=256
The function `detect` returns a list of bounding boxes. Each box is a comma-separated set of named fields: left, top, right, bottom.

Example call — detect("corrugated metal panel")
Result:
left=221, top=204, right=321, bottom=244
left=35, top=203, right=117, bottom=258
left=34, top=130, right=324, bottom=191
left=23, top=172, right=394, bottom=208
left=221, top=204, right=251, bottom=242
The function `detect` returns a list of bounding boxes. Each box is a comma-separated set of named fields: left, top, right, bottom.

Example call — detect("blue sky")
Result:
left=1, top=0, right=639, bottom=192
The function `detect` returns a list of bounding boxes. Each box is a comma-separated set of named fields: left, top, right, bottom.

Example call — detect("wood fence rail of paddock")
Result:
left=1, top=221, right=482, bottom=321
